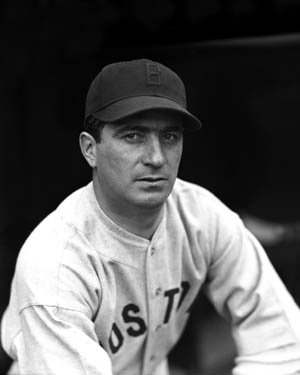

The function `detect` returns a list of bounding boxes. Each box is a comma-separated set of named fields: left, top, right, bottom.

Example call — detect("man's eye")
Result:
left=162, top=133, right=180, bottom=143
left=124, top=132, right=143, bottom=142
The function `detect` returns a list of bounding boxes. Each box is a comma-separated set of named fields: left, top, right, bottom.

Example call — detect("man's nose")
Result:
left=142, top=135, right=166, bottom=168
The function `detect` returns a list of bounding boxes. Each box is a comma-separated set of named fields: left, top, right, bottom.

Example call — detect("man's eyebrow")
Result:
left=162, top=125, right=184, bottom=132
left=113, top=123, right=183, bottom=136
left=112, top=124, right=148, bottom=136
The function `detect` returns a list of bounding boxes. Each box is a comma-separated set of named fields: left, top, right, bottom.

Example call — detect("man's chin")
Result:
left=133, top=192, right=169, bottom=210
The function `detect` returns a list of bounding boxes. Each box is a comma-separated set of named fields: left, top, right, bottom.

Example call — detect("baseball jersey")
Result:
left=1, top=178, right=300, bottom=375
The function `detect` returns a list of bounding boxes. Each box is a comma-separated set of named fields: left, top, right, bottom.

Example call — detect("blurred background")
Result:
left=1, top=1, right=300, bottom=374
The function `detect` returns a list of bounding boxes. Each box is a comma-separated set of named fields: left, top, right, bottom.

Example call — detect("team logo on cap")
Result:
left=146, top=63, right=161, bottom=86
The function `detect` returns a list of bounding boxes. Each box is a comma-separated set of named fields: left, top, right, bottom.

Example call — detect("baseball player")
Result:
left=1, top=59, right=300, bottom=375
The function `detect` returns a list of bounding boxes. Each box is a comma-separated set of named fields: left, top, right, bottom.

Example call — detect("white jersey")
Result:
left=1, top=178, right=300, bottom=375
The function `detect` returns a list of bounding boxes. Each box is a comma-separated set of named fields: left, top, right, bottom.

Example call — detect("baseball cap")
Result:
left=85, top=59, right=202, bottom=130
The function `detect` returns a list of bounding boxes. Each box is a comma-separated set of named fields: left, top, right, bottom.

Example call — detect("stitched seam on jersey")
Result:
left=56, top=226, right=104, bottom=319
left=61, top=226, right=105, bottom=318
left=10, top=305, right=91, bottom=358
left=94, top=251, right=142, bottom=272
left=18, top=304, right=88, bottom=316
left=66, top=223, right=142, bottom=272
left=56, top=226, right=78, bottom=312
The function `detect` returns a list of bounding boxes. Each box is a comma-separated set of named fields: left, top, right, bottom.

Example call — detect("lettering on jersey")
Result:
left=108, top=323, right=124, bottom=354
left=163, top=288, right=180, bottom=324
left=108, top=282, right=191, bottom=354
left=177, top=281, right=191, bottom=310
left=108, top=303, right=147, bottom=354
left=122, top=303, right=147, bottom=337
left=163, top=281, right=191, bottom=324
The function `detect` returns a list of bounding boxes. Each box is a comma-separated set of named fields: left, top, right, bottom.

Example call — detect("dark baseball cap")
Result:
left=85, top=59, right=202, bottom=130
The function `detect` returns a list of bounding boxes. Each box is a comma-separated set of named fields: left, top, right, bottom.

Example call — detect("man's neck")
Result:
left=93, top=183, right=164, bottom=240
left=106, top=207, right=163, bottom=240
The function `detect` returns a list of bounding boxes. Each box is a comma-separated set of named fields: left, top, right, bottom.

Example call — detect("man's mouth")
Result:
left=135, top=176, right=168, bottom=191
left=137, top=176, right=166, bottom=182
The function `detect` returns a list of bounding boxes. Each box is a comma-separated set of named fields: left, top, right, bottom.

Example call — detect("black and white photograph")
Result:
left=1, top=1, right=300, bottom=374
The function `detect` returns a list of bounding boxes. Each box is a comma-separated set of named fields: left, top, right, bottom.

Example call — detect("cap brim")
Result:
left=91, top=96, right=202, bottom=130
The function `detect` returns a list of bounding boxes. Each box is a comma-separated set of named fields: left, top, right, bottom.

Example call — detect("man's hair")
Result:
left=83, top=115, right=105, bottom=143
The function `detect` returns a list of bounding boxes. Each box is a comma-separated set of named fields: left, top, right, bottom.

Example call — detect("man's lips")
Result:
left=136, top=176, right=167, bottom=182
left=135, top=176, right=168, bottom=191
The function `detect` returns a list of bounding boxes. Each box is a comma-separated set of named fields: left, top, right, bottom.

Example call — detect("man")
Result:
left=1, top=59, right=300, bottom=375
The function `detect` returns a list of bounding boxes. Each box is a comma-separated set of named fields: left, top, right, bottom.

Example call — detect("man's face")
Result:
left=94, top=111, right=183, bottom=212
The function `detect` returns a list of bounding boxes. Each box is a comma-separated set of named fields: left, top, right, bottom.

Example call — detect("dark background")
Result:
left=2, top=0, right=300, bottom=228
left=1, top=0, right=300, bottom=373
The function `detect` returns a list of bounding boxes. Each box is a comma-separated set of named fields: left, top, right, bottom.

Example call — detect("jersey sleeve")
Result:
left=9, top=305, right=113, bottom=375
left=1, top=214, right=114, bottom=375
left=204, top=205, right=300, bottom=374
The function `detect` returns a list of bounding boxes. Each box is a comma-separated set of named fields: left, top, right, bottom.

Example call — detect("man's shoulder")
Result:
left=19, top=183, right=92, bottom=256
left=170, top=179, right=243, bottom=262
left=13, top=182, right=101, bottom=310
left=172, top=178, right=224, bottom=207
left=170, top=178, right=239, bottom=224
left=55, top=182, right=92, bottom=221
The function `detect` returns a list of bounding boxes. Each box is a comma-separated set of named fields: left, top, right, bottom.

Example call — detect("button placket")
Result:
left=143, top=242, right=165, bottom=373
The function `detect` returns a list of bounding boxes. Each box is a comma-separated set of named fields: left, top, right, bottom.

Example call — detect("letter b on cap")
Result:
left=146, top=63, right=161, bottom=86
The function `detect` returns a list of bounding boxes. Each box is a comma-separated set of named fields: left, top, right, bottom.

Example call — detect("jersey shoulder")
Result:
left=172, top=178, right=232, bottom=213
left=171, top=178, right=245, bottom=263
left=13, top=183, right=102, bottom=316
left=170, top=178, right=242, bottom=241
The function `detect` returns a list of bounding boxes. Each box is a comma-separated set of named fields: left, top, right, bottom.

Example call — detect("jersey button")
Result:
left=150, top=247, right=155, bottom=256
left=155, top=287, right=162, bottom=296
left=155, top=324, right=162, bottom=331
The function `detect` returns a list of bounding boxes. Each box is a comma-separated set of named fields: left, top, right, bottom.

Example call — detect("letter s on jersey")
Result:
left=122, top=303, right=147, bottom=337
left=108, top=303, right=147, bottom=354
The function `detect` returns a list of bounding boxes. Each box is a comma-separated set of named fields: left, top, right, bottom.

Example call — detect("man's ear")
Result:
left=79, top=132, right=97, bottom=168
